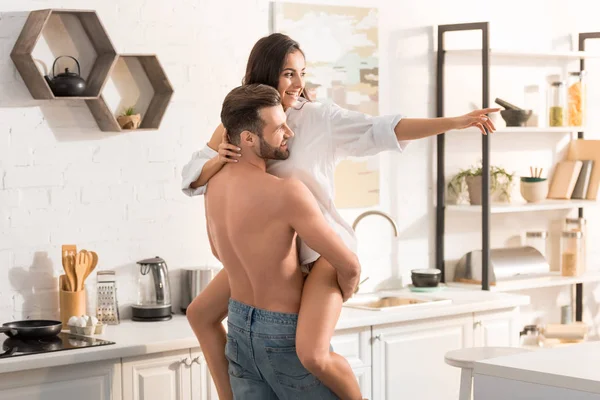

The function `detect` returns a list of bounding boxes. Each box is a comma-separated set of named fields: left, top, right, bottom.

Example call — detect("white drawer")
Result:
left=332, top=326, right=371, bottom=368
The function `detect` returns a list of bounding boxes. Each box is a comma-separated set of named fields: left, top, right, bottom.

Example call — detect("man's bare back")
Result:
left=204, top=84, right=359, bottom=317
left=205, top=164, right=305, bottom=313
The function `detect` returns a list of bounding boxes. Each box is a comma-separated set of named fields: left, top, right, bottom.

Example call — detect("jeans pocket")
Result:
left=225, top=335, right=245, bottom=378
left=265, top=346, right=320, bottom=391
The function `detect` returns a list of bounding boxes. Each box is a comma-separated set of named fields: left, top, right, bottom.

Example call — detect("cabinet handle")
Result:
left=192, top=356, right=201, bottom=365
left=374, top=334, right=382, bottom=341
left=181, top=357, right=192, bottom=367
left=474, top=321, right=482, bottom=328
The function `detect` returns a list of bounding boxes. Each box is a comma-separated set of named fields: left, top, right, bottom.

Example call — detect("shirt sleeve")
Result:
left=181, top=145, right=218, bottom=197
left=327, top=102, right=410, bottom=159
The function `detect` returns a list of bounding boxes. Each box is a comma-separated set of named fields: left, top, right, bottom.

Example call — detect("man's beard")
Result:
left=259, top=137, right=289, bottom=160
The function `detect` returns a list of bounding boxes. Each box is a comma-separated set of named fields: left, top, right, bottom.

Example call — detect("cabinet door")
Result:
left=0, top=359, right=121, bottom=400
left=190, top=349, right=218, bottom=400
left=353, top=366, right=372, bottom=400
left=331, top=326, right=371, bottom=369
left=372, top=314, right=473, bottom=400
left=122, top=349, right=192, bottom=400
left=473, top=308, right=519, bottom=347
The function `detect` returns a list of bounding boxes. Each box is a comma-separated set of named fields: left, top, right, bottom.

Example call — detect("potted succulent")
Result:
left=117, top=106, right=141, bottom=130
left=448, top=162, right=514, bottom=205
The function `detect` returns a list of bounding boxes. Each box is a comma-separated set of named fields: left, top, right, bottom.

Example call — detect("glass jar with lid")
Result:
left=525, top=231, right=548, bottom=259
left=561, top=230, right=584, bottom=277
left=548, top=81, right=567, bottom=127
left=565, top=218, right=587, bottom=273
left=567, top=71, right=587, bottom=127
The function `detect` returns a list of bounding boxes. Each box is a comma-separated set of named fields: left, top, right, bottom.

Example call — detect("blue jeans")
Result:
left=225, top=298, right=339, bottom=399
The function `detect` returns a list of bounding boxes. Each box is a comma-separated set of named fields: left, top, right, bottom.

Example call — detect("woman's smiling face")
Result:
left=277, top=50, right=306, bottom=110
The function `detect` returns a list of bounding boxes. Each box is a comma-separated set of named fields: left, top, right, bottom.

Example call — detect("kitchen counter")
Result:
left=0, top=288, right=528, bottom=374
left=474, top=340, right=600, bottom=399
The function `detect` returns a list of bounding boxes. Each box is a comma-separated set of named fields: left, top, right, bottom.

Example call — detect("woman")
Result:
left=183, top=33, right=498, bottom=400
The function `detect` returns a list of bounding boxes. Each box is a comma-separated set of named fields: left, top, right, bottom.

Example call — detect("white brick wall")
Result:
left=1, top=0, right=599, bottom=334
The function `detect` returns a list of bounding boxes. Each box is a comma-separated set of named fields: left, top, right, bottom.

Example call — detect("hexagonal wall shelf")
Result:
left=85, top=54, right=174, bottom=132
left=11, top=9, right=117, bottom=99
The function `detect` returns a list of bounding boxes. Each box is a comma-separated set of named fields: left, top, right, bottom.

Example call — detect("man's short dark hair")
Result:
left=220, top=84, right=282, bottom=145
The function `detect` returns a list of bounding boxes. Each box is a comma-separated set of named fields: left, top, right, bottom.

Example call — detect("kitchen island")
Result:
left=0, top=288, right=529, bottom=400
left=474, top=340, right=600, bottom=399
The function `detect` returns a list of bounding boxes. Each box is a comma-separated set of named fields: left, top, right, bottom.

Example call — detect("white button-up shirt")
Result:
left=182, top=99, right=408, bottom=265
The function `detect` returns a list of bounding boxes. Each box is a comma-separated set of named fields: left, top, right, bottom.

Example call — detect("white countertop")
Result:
left=474, top=341, right=600, bottom=394
left=0, top=288, right=528, bottom=374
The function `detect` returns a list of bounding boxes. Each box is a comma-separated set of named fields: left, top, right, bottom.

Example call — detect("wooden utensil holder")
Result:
left=59, top=277, right=86, bottom=327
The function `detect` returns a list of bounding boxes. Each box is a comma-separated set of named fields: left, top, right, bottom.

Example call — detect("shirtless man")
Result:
left=203, top=83, right=361, bottom=399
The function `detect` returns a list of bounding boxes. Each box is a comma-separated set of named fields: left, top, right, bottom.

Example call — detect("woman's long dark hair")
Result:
left=243, top=33, right=311, bottom=102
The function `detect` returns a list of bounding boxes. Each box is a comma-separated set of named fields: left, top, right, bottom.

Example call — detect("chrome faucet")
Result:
left=351, top=210, right=399, bottom=237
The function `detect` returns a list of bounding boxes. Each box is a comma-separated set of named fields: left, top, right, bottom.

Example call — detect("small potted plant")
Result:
left=448, top=162, right=515, bottom=205
left=117, top=106, right=141, bottom=130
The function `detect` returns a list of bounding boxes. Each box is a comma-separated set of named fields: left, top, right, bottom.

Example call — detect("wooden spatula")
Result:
left=75, top=251, right=89, bottom=292
left=61, top=244, right=77, bottom=291
left=62, top=254, right=76, bottom=292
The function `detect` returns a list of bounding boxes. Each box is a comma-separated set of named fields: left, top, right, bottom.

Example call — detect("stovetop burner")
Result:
left=0, top=332, right=115, bottom=359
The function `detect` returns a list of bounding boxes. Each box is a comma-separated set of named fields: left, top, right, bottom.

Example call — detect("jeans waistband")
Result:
left=227, top=299, right=299, bottom=336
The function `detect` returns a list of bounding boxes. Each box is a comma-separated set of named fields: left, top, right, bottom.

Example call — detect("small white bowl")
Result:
left=520, top=178, right=548, bottom=203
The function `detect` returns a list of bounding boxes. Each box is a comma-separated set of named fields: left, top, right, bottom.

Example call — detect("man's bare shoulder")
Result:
left=277, top=178, right=312, bottom=206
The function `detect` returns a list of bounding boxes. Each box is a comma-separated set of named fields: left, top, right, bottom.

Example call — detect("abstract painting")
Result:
left=270, top=2, right=381, bottom=208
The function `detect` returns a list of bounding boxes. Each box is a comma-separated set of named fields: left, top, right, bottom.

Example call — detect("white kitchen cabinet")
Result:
left=0, top=359, right=121, bottom=400
left=372, top=314, right=473, bottom=400
left=473, top=308, right=520, bottom=347
left=353, top=366, right=372, bottom=400
left=190, top=349, right=218, bottom=400
left=331, top=326, right=372, bottom=399
left=122, top=349, right=193, bottom=400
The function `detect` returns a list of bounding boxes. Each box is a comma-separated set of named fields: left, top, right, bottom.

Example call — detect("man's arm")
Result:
left=393, top=108, right=500, bottom=141
left=283, top=179, right=360, bottom=301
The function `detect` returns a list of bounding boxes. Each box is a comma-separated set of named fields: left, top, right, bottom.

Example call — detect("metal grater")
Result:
left=96, top=270, right=120, bottom=325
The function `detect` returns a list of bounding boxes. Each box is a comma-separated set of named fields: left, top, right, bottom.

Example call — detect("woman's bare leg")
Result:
left=296, top=257, right=362, bottom=400
left=186, top=269, right=232, bottom=400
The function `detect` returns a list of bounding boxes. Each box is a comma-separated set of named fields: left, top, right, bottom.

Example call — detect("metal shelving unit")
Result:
left=435, top=22, right=600, bottom=322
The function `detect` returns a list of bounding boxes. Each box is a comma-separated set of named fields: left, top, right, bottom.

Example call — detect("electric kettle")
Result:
left=132, top=256, right=172, bottom=322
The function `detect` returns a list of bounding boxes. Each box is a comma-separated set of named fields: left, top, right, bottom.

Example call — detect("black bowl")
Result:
left=500, top=109, right=533, bottom=127
left=411, top=269, right=441, bottom=287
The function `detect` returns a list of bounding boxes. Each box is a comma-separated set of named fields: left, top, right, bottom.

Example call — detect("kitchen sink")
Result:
left=343, top=293, right=451, bottom=311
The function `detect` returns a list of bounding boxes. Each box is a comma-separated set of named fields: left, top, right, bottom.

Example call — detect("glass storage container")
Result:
left=561, top=230, right=584, bottom=277
left=525, top=231, right=548, bottom=259
left=567, top=71, right=587, bottom=127
left=548, top=81, right=567, bottom=127
left=565, top=217, right=587, bottom=273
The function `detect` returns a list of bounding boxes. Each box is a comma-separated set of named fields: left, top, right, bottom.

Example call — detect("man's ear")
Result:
left=240, top=130, right=256, bottom=146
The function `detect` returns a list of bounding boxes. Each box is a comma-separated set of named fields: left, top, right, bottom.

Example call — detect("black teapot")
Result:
left=44, top=56, right=87, bottom=97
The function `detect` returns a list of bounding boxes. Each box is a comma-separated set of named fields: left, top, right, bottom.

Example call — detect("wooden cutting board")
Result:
left=547, top=160, right=582, bottom=199
left=567, top=139, right=600, bottom=200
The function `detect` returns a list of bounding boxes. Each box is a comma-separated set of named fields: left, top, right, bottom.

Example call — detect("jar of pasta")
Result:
left=548, top=81, right=566, bottom=127
left=567, top=71, right=586, bottom=127
left=565, top=217, right=587, bottom=273
left=561, top=230, right=584, bottom=277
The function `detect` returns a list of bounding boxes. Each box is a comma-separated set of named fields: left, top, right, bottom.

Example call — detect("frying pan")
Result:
left=0, top=320, right=62, bottom=339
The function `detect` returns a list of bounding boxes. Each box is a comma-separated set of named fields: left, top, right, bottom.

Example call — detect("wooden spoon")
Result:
left=83, top=251, right=98, bottom=283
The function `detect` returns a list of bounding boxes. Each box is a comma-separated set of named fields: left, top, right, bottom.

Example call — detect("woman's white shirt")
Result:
left=181, top=99, right=408, bottom=265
